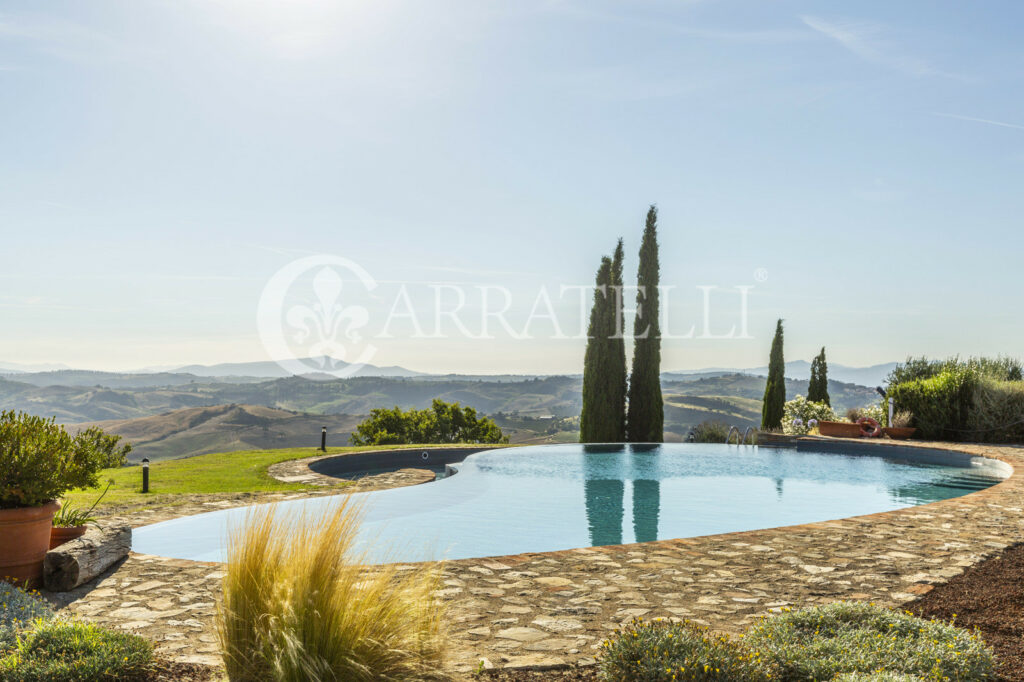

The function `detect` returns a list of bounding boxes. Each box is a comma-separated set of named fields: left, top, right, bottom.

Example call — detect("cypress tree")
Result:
left=580, top=257, right=615, bottom=442
left=610, top=239, right=627, bottom=442
left=626, top=206, right=663, bottom=443
left=808, top=347, right=830, bottom=406
left=808, top=352, right=820, bottom=402
left=761, top=319, right=786, bottom=430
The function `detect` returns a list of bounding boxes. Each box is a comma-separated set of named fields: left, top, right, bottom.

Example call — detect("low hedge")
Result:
left=834, top=674, right=927, bottom=682
left=598, top=603, right=994, bottom=682
left=0, top=584, right=53, bottom=651
left=0, top=619, right=154, bottom=682
left=692, top=421, right=730, bottom=444
left=969, top=379, right=1024, bottom=443
left=885, top=356, right=1024, bottom=442
left=743, top=602, right=994, bottom=681
left=886, top=369, right=977, bottom=439
left=599, top=618, right=768, bottom=681
left=0, top=584, right=153, bottom=682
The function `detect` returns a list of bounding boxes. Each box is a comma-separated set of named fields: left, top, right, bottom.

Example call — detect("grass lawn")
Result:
left=63, top=444, right=503, bottom=511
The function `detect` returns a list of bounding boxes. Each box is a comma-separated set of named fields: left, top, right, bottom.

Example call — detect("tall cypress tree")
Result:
left=626, top=206, right=663, bottom=443
left=761, top=319, right=786, bottom=430
left=610, top=239, right=627, bottom=442
left=580, top=256, right=615, bottom=442
left=808, top=347, right=830, bottom=406
left=808, top=352, right=820, bottom=402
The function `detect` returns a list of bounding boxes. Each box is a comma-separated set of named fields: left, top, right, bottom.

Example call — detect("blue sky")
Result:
left=1, top=0, right=1022, bottom=374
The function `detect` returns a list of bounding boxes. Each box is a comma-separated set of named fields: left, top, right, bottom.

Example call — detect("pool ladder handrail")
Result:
left=726, top=426, right=757, bottom=445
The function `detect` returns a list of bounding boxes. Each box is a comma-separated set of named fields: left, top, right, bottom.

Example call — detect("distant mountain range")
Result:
left=665, top=361, right=898, bottom=389
left=163, top=358, right=898, bottom=387
left=0, top=361, right=73, bottom=373
left=0, top=356, right=898, bottom=387
left=168, top=357, right=423, bottom=379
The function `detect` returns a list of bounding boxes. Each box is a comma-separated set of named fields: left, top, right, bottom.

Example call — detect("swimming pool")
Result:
left=132, top=443, right=1009, bottom=564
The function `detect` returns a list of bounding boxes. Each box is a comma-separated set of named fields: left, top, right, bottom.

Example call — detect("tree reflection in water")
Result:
left=582, top=444, right=661, bottom=546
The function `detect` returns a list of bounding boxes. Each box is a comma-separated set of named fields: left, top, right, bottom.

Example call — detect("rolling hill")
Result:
left=33, top=371, right=881, bottom=460
left=664, top=361, right=898, bottom=388
left=73, top=405, right=363, bottom=462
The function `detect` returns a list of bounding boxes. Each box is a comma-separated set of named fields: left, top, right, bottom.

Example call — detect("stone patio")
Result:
left=49, top=440, right=1024, bottom=679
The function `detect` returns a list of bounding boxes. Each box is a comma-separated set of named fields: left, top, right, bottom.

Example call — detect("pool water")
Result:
left=133, top=444, right=1007, bottom=564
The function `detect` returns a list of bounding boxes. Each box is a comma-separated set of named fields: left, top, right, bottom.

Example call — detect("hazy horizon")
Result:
left=0, top=354, right=900, bottom=377
left=4, top=1, right=1022, bottom=374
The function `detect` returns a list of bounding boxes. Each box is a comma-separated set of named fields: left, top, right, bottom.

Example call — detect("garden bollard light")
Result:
left=142, top=458, right=150, bottom=494
left=321, top=426, right=327, bottom=452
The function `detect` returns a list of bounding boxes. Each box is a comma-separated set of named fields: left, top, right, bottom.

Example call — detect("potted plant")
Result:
left=817, top=420, right=864, bottom=438
left=883, top=411, right=917, bottom=440
left=50, top=480, right=114, bottom=549
left=0, top=411, right=113, bottom=588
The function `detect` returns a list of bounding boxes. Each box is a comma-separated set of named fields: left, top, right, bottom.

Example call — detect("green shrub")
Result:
left=744, top=602, right=994, bottom=681
left=886, top=369, right=978, bottom=440
left=885, top=356, right=1024, bottom=441
left=0, top=584, right=53, bottom=652
left=887, top=356, right=1021, bottom=385
left=834, top=673, right=926, bottom=682
left=350, top=399, right=508, bottom=446
left=0, top=619, right=154, bottom=681
left=692, top=421, right=730, bottom=443
left=783, top=396, right=838, bottom=435
left=967, top=379, right=1024, bottom=443
left=0, top=411, right=116, bottom=508
left=73, top=428, right=132, bottom=469
left=598, top=618, right=769, bottom=681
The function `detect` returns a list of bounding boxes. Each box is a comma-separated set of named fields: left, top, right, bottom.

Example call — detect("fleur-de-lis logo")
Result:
left=285, top=267, right=370, bottom=361
left=257, top=255, right=378, bottom=378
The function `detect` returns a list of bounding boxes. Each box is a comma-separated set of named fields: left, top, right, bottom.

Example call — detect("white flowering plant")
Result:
left=846, top=403, right=888, bottom=426
left=783, top=395, right=839, bottom=435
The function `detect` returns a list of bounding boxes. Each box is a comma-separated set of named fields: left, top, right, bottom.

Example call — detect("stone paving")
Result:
left=50, top=440, right=1024, bottom=678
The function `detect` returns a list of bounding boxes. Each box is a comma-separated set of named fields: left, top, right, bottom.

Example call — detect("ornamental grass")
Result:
left=216, top=498, right=448, bottom=682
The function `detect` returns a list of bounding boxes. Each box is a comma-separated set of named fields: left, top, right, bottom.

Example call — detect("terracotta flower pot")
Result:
left=0, top=500, right=60, bottom=588
left=50, top=525, right=88, bottom=550
left=817, top=420, right=864, bottom=438
left=883, top=426, right=918, bottom=440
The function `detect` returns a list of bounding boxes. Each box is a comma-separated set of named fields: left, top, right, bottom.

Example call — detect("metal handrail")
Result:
left=726, top=425, right=757, bottom=445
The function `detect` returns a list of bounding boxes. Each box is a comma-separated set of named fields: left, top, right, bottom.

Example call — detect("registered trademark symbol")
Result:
left=753, top=268, right=769, bottom=282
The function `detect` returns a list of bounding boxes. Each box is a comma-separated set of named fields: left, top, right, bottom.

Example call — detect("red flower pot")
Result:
left=817, top=421, right=864, bottom=438
left=50, top=525, right=89, bottom=550
left=0, top=500, right=60, bottom=588
left=882, top=427, right=918, bottom=440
